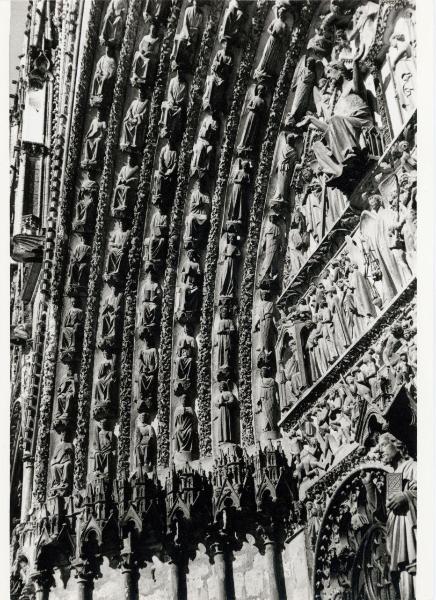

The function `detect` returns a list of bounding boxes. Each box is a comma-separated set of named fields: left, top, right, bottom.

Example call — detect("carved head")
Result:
left=219, top=380, right=229, bottom=392
left=325, top=60, right=347, bottom=85
left=379, top=432, right=409, bottom=465
left=255, top=84, right=266, bottom=98
left=368, top=194, right=382, bottom=211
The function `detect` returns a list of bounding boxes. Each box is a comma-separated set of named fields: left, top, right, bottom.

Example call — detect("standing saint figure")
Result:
left=227, top=158, right=251, bottom=227
left=134, top=413, right=156, bottom=474
left=93, top=419, right=117, bottom=478
left=379, top=433, right=416, bottom=600
left=237, top=84, right=267, bottom=155
left=252, top=289, right=277, bottom=354
left=215, top=305, right=236, bottom=375
left=173, top=395, right=197, bottom=455
left=218, top=233, right=240, bottom=298
left=153, top=139, right=178, bottom=209
left=254, top=5, right=289, bottom=81
left=215, top=381, right=239, bottom=444
left=256, top=367, right=280, bottom=435
left=258, top=212, right=282, bottom=285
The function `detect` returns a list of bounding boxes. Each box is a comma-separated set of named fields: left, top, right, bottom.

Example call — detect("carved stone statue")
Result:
left=252, top=289, right=277, bottom=354
left=300, top=168, right=323, bottom=243
left=100, top=0, right=128, bottom=46
left=60, top=297, right=84, bottom=363
left=218, top=233, right=240, bottom=298
left=237, top=84, right=267, bottom=155
left=134, top=413, right=156, bottom=474
left=94, top=352, right=116, bottom=405
left=119, top=89, right=149, bottom=152
left=67, top=238, right=91, bottom=296
left=258, top=212, right=282, bottom=285
left=184, top=182, right=210, bottom=247
left=131, top=22, right=159, bottom=88
left=90, top=47, right=117, bottom=107
left=360, top=194, right=407, bottom=305
left=104, top=222, right=131, bottom=287
left=287, top=210, right=309, bottom=276
left=203, top=40, right=233, bottom=113
left=159, top=70, right=188, bottom=141
left=272, top=133, right=298, bottom=204
left=144, top=210, right=168, bottom=266
left=153, top=139, right=178, bottom=210
left=256, top=367, right=280, bottom=436
left=298, top=58, right=373, bottom=189
left=173, top=342, right=195, bottom=396
left=287, top=56, right=317, bottom=123
left=82, top=109, right=107, bottom=169
left=254, top=5, right=288, bottom=82
left=227, top=158, right=251, bottom=228
left=135, top=335, right=158, bottom=406
left=143, top=0, right=171, bottom=24
left=215, top=381, right=239, bottom=444
left=139, top=264, right=162, bottom=337
left=50, top=430, right=74, bottom=495
left=178, top=249, right=201, bottom=319
left=190, top=115, right=218, bottom=182
left=98, top=291, right=123, bottom=352
left=112, top=155, right=140, bottom=219
left=171, top=0, right=203, bottom=67
left=379, top=433, right=416, bottom=600
left=93, top=419, right=117, bottom=478
left=173, top=394, right=197, bottom=455
left=219, top=0, right=244, bottom=43
left=73, top=172, right=99, bottom=232
left=215, top=305, right=236, bottom=376
left=55, top=367, right=77, bottom=424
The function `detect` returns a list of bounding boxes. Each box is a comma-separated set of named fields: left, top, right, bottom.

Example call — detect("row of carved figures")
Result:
left=167, top=1, right=298, bottom=458
left=50, top=0, right=150, bottom=495
left=167, top=0, right=251, bottom=460
left=251, top=167, right=416, bottom=437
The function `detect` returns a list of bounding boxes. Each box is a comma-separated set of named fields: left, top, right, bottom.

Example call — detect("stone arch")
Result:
left=311, top=465, right=397, bottom=600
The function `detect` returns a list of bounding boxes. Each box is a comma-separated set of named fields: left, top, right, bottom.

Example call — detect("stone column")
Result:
left=264, top=539, right=287, bottom=600
left=169, top=558, right=188, bottom=600
left=31, top=569, right=54, bottom=600
left=119, top=543, right=140, bottom=600
left=71, top=559, right=98, bottom=600
left=20, top=457, right=34, bottom=522
left=212, top=544, right=235, bottom=600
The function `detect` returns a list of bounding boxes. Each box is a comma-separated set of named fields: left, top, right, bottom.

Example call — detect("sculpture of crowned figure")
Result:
left=131, top=22, right=160, bottom=88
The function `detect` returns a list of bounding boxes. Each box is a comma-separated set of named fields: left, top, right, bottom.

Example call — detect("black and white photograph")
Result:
left=7, top=0, right=434, bottom=599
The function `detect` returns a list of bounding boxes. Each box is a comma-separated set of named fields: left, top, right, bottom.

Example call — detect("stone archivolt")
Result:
left=10, top=1, right=417, bottom=599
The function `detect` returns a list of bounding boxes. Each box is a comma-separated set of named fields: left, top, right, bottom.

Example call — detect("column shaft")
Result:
left=76, top=579, right=93, bottom=600
left=170, top=560, right=187, bottom=600
left=264, top=541, right=287, bottom=600
left=20, top=459, right=34, bottom=522
left=214, top=548, right=235, bottom=600
left=122, top=568, right=139, bottom=600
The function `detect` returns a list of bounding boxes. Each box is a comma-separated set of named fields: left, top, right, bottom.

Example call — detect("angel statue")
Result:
left=297, top=54, right=373, bottom=191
